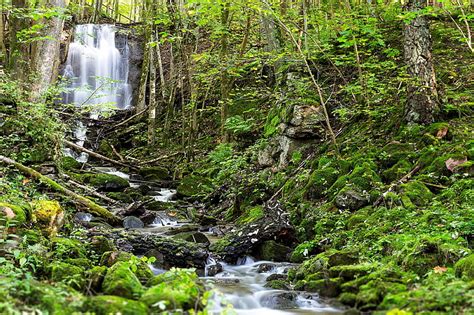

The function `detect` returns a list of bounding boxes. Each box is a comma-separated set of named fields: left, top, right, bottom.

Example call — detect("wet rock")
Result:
left=77, top=173, right=130, bottom=192
left=334, top=188, right=369, bottom=211
left=266, top=274, right=287, bottom=282
left=213, top=278, right=240, bottom=285
left=206, top=263, right=223, bottom=277
left=123, top=216, right=144, bottom=229
left=210, top=201, right=295, bottom=264
left=139, top=211, right=156, bottom=225
left=74, top=211, right=93, bottom=223
left=196, top=214, right=218, bottom=226
left=173, top=231, right=210, bottom=245
left=257, top=263, right=276, bottom=273
left=264, top=280, right=291, bottom=290
left=260, top=292, right=298, bottom=309
left=255, top=240, right=292, bottom=262
left=305, top=278, right=342, bottom=298
left=90, top=235, right=116, bottom=255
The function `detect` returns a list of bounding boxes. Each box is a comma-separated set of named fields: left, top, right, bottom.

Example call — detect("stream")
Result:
left=63, top=23, right=343, bottom=314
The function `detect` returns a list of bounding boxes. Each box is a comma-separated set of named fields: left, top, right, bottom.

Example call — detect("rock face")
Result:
left=284, top=105, right=325, bottom=138
left=210, top=201, right=295, bottom=264
left=255, top=240, right=292, bottom=262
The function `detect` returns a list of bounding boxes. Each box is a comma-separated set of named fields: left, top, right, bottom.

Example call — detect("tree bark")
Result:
left=403, top=0, right=438, bottom=124
left=29, top=0, right=65, bottom=102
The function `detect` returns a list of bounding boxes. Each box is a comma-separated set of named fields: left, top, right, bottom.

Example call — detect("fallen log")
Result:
left=63, top=139, right=138, bottom=171
left=0, top=155, right=121, bottom=225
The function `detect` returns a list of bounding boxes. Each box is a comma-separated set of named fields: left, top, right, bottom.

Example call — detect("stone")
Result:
left=334, top=188, right=370, bottom=211
left=176, top=175, right=213, bottom=198
left=264, top=280, right=291, bottom=290
left=102, top=261, right=143, bottom=299
left=77, top=173, right=129, bottom=192
left=255, top=240, right=292, bottom=262
left=90, top=235, right=116, bottom=255
left=86, top=266, right=108, bottom=292
left=260, top=292, right=298, bottom=309
left=266, top=274, right=287, bottom=282
left=206, top=263, right=223, bottom=277
left=173, top=231, right=210, bottom=245
left=50, top=262, right=85, bottom=290
left=74, top=211, right=93, bottom=223
left=257, top=263, right=276, bottom=273
left=284, top=105, right=325, bottom=139
left=123, top=216, right=144, bottom=229
left=138, top=166, right=170, bottom=181
left=455, top=254, right=474, bottom=280
left=305, top=278, right=342, bottom=298
left=31, top=200, right=64, bottom=236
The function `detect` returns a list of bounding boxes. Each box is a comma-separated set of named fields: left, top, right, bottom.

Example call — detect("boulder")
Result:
left=31, top=200, right=64, bottom=236
left=77, top=173, right=129, bottom=191
left=206, top=263, right=223, bottom=277
left=176, top=175, right=213, bottom=198
left=86, top=265, right=108, bottom=292
left=284, top=105, right=325, bottom=139
left=102, top=261, right=143, bottom=299
left=257, top=263, right=276, bottom=273
left=173, top=231, right=210, bottom=245
left=260, top=292, right=298, bottom=309
left=50, top=262, right=86, bottom=290
left=255, top=240, right=292, bottom=262
left=138, top=166, right=170, bottom=181
left=334, top=188, right=370, bottom=211
left=123, top=216, right=144, bottom=229
left=455, top=254, right=474, bottom=280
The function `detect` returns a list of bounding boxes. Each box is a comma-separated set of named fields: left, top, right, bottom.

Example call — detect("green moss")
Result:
left=338, top=292, right=357, bottom=306
left=74, top=173, right=129, bottom=191
left=454, top=254, right=474, bottom=280
left=58, top=156, right=81, bottom=171
left=382, top=160, right=413, bottom=183
left=86, top=266, right=108, bottom=292
left=0, top=202, right=27, bottom=224
left=106, top=192, right=133, bottom=203
left=100, top=251, right=153, bottom=283
left=52, top=237, right=86, bottom=259
left=138, top=166, right=170, bottom=181
left=50, top=262, right=86, bottom=290
left=102, top=261, right=143, bottom=299
left=265, top=280, right=290, bottom=290
left=380, top=142, right=416, bottom=167
left=399, top=181, right=434, bottom=208
left=90, top=235, right=116, bottom=255
left=31, top=200, right=63, bottom=226
left=255, top=240, right=292, bottom=262
left=84, top=295, right=148, bottom=315
left=176, top=174, right=213, bottom=198
left=237, top=205, right=264, bottom=224
left=304, top=167, right=340, bottom=200
left=304, top=278, right=341, bottom=297
left=329, top=263, right=376, bottom=280
left=142, top=268, right=203, bottom=311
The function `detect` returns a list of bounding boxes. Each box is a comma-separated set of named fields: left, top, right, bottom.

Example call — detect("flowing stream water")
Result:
left=63, top=23, right=342, bottom=314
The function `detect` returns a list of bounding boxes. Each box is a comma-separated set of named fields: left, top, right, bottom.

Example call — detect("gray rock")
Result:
left=173, top=231, right=210, bottom=245
left=206, top=263, right=223, bottom=277
left=123, top=216, right=144, bottom=229
left=266, top=274, right=287, bottom=282
left=260, top=292, right=298, bottom=309
left=334, top=188, right=369, bottom=211
left=257, top=263, right=276, bottom=273
left=74, top=212, right=93, bottom=223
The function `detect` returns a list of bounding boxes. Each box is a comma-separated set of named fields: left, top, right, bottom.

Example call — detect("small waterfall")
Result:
left=62, top=24, right=132, bottom=110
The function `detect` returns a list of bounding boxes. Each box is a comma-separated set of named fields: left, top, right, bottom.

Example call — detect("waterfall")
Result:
left=62, top=24, right=132, bottom=110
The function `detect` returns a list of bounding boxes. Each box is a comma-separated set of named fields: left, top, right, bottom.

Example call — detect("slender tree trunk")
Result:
left=219, top=2, right=230, bottom=141
left=147, top=33, right=157, bottom=145
left=403, top=0, right=438, bottom=124
left=29, top=0, right=66, bottom=102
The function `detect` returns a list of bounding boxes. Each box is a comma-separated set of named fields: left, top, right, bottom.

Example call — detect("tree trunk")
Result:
left=403, top=0, right=438, bottom=124
left=29, top=0, right=65, bottom=102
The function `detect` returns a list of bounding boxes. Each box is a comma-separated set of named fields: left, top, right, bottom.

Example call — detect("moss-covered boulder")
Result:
left=400, top=181, right=434, bottom=208
left=49, top=262, right=86, bottom=290
left=304, top=167, right=340, bottom=200
left=84, top=295, right=148, bottom=315
left=76, top=173, right=129, bottom=191
left=31, top=200, right=64, bottom=236
left=334, top=187, right=370, bottom=211
left=102, top=261, right=143, bottom=299
left=382, top=159, right=413, bottom=183
left=86, top=265, right=108, bottom=292
left=255, top=240, right=292, bottom=262
left=142, top=269, right=203, bottom=311
left=305, top=278, right=342, bottom=297
left=58, top=156, right=81, bottom=171
left=138, top=166, right=170, bottom=181
left=264, top=279, right=291, bottom=290
left=0, top=202, right=27, bottom=224
left=176, top=175, right=213, bottom=198
left=454, top=254, right=474, bottom=280
left=173, top=231, right=210, bottom=244
left=90, top=235, right=116, bottom=255
left=381, top=141, right=416, bottom=167
left=100, top=251, right=153, bottom=283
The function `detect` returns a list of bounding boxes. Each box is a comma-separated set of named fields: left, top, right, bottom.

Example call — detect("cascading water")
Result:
left=62, top=24, right=132, bottom=110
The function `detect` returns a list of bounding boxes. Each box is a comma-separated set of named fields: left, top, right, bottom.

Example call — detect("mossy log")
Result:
left=0, top=155, right=121, bottom=225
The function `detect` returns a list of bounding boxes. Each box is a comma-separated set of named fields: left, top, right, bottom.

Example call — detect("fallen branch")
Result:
left=111, top=108, right=147, bottom=129
left=63, top=139, right=138, bottom=171
left=0, top=155, right=121, bottom=225
left=66, top=178, right=118, bottom=204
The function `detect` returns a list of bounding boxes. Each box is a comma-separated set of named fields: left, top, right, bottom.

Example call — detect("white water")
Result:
left=62, top=24, right=132, bottom=110
left=205, top=257, right=342, bottom=315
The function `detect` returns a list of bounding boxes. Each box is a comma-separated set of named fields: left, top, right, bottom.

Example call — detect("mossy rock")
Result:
left=106, top=192, right=134, bottom=203
left=91, top=235, right=116, bottom=255
left=86, top=265, right=108, bottom=292
left=100, top=251, right=153, bottom=283
left=338, top=292, right=357, bottom=307
left=304, top=278, right=342, bottom=297
left=399, top=181, right=434, bottom=208
left=264, top=280, right=291, bottom=290
left=329, top=263, right=375, bottom=280
left=102, top=261, right=143, bottom=299
left=172, top=231, right=210, bottom=244
left=328, top=162, right=381, bottom=198
left=254, top=240, right=292, bottom=262
left=142, top=269, right=202, bottom=311
left=237, top=205, right=264, bottom=224
left=304, top=167, right=340, bottom=200
left=0, top=202, right=27, bottom=224
left=326, top=249, right=359, bottom=267
left=176, top=174, right=213, bottom=198
left=84, top=295, right=148, bottom=315
left=31, top=200, right=64, bottom=235
left=49, top=262, right=86, bottom=290
left=334, top=187, right=370, bottom=211
left=52, top=237, right=86, bottom=259
left=138, top=166, right=170, bottom=181
left=58, top=156, right=81, bottom=171
left=65, top=258, right=92, bottom=268
left=76, top=173, right=130, bottom=192
left=381, top=142, right=416, bottom=167
left=454, top=254, right=474, bottom=280
left=382, top=160, right=413, bottom=183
